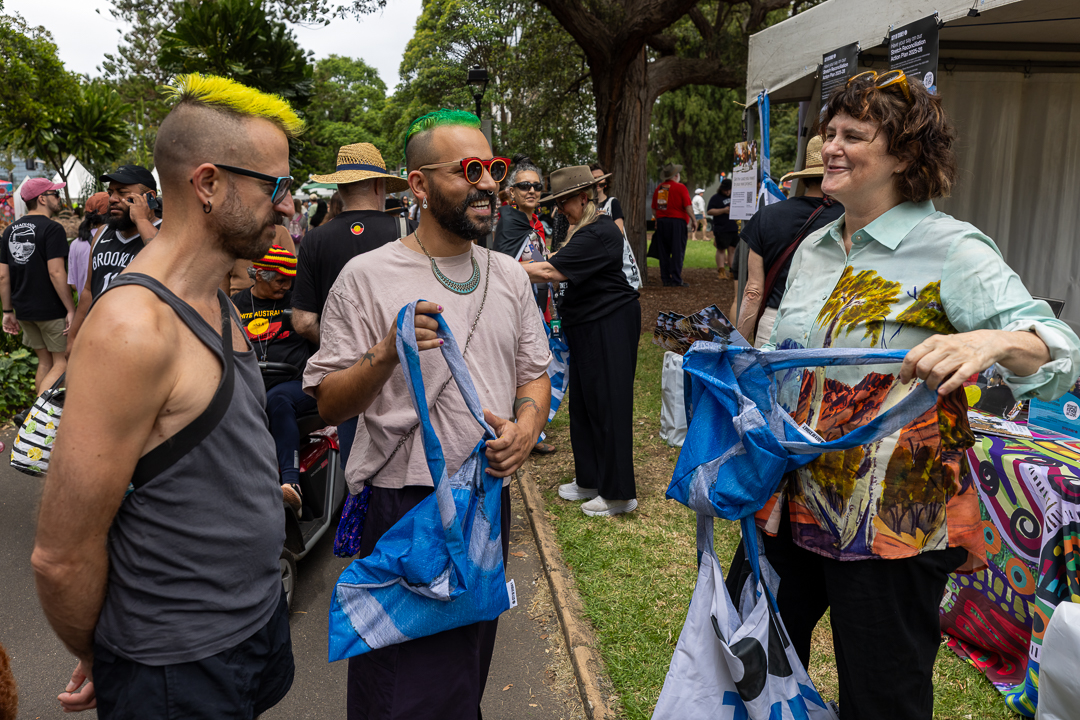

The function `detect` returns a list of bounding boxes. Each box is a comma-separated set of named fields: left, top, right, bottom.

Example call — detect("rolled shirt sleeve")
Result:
left=942, top=232, right=1080, bottom=401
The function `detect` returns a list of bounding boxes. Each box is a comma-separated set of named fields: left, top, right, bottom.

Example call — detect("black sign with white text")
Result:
left=821, top=42, right=860, bottom=105
left=889, top=15, right=939, bottom=92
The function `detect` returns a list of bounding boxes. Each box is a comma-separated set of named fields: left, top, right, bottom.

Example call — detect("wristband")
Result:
left=2, top=309, right=12, bottom=313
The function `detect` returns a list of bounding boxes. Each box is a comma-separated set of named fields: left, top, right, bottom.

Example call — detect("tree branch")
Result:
left=687, top=6, right=713, bottom=43
left=647, top=34, right=678, bottom=56
left=646, top=55, right=742, bottom=101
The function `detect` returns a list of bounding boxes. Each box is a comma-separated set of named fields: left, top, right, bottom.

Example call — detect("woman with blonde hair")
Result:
left=523, top=166, right=640, bottom=516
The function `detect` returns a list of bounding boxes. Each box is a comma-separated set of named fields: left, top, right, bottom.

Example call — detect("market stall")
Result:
left=743, top=0, right=1080, bottom=332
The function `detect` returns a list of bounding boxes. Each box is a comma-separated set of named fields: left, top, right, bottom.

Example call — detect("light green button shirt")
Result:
left=759, top=200, right=1080, bottom=561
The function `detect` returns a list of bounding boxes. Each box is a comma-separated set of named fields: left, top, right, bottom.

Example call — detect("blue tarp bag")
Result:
left=668, top=343, right=939, bottom=520
left=327, top=301, right=509, bottom=661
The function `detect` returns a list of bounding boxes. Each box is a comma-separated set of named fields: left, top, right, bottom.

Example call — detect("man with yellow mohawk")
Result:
left=33, top=74, right=301, bottom=718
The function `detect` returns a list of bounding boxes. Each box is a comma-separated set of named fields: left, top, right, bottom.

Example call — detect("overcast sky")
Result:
left=8, top=0, right=424, bottom=89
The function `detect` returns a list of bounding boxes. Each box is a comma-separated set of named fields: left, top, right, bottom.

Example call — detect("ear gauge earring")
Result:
left=422, top=198, right=428, bottom=209
left=203, top=201, right=213, bottom=214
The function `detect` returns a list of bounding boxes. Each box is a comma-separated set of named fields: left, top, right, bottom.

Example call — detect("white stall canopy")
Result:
left=745, top=0, right=1080, bottom=330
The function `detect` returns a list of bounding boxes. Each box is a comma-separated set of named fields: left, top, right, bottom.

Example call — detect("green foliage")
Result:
left=159, top=0, right=313, bottom=107
left=0, top=14, right=130, bottom=202
left=769, top=101, right=800, bottom=181
left=386, top=0, right=594, bottom=174
left=0, top=345, right=38, bottom=422
left=295, top=55, right=389, bottom=178
left=650, top=85, right=744, bottom=191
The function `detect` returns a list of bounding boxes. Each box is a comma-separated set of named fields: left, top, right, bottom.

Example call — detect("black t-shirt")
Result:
left=90, top=223, right=159, bottom=298
left=741, top=196, right=845, bottom=309
left=0, top=215, right=69, bottom=321
left=548, top=214, right=639, bottom=327
left=233, top=287, right=313, bottom=390
left=708, top=193, right=738, bottom=235
left=292, top=210, right=413, bottom=315
left=599, top=196, right=624, bottom=222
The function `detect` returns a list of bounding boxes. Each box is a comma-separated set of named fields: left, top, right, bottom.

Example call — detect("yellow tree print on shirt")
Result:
left=894, top=281, right=957, bottom=335
left=816, top=267, right=902, bottom=348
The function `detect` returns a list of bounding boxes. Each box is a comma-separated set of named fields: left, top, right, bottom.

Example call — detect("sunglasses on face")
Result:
left=512, top=181, right=543, bottom=192
left=39, top=191, right=61, bottom=198
left=846, top=69, right=912, bottom=103
left=213, top=164, right=294, bottom=205
left=419, top=157, right=510, bottom=184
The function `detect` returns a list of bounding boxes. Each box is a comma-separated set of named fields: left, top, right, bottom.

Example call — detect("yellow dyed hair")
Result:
left=164, top=73, right=305, bottom=138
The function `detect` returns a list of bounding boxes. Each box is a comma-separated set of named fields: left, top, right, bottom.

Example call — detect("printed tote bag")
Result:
left=328, top=301, right=509, bottom=660
left=667, top=343, right=939, bottom=520
left=652, top=516, right=839, bottom=720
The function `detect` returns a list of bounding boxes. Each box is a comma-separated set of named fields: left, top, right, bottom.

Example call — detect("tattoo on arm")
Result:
left=514, top=396, right=541, bottom=420
left=360, top=351, right=375, bottom=368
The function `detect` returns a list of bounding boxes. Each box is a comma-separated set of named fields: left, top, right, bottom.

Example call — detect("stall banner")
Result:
left=940, top=430, right=1080, bottom=717
left=821, top=42, right=860, bottom=106
left=730, top=141, right=758, bottom=221
left=1028, top=378, right=1080, bottom=438
left=889, top=14, right=939, bottom=93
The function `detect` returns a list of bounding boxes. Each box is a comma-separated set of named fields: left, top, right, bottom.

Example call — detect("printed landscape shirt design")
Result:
left=757, top=201, right=1077, bottom=562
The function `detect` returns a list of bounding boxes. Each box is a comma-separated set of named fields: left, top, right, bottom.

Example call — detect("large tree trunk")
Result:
left=595, top=47, right=652, bottom=279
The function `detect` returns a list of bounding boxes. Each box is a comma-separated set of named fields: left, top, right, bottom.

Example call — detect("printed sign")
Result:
left=889, top=14, right=939, bottom=93
left=821, top=42, right=860, bottom=105
left=730, top=141, right=758, bottom=221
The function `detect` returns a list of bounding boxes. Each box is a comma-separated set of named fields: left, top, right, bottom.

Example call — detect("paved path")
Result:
left=0, top=426, right=580, bottom=719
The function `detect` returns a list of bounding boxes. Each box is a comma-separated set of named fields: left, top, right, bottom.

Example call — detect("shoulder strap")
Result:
left=397, top=216, right=408, bottom=239
left=131, top=293, right=236, bottom=488
left=755, top=197, right=835, bottom=324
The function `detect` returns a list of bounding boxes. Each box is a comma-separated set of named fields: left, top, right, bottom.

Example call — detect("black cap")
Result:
left=100, top=164, right=157, bottom=192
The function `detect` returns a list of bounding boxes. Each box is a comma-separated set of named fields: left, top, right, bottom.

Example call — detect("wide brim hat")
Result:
left=311, top=143, right=410, bottom=193
left=541, top=166, right=611, bottom=202
left=661, top=163, right=683, bottom=180
left=781, top=136, right=826, bottom=182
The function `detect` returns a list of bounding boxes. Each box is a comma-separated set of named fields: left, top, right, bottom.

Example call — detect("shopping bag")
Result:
left=652, top=516, right=839, bottom=720
left=10, top=374, right=65, bottom=477
left=327, top=301, right=508, bottom=660
left=659, top=351, right=687, bottom=447
left=668, top=344, right=938, bottom=520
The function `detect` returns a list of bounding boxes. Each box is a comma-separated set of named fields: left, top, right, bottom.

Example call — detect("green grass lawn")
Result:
left=529, top=339, right=1020, bottom=719
left=645, top=237, right=717, bottom=270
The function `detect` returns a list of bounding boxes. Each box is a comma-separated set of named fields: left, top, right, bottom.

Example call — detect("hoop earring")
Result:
left=203, top=201, right=212, bottom=214
left=422, top=198, right=428, bottom=209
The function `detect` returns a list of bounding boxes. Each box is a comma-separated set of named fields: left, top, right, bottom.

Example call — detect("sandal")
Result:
left=531, top=442, right=557, bottom=455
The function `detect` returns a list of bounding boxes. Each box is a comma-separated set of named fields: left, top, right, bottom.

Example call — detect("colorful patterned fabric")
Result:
left=941, top=430, right=1080, bottom=717
left=758, top=201, right=1080, bottom=561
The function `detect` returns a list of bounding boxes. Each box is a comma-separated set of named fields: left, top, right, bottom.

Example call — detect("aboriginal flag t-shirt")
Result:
left=232, top=287, right=313, bottom=390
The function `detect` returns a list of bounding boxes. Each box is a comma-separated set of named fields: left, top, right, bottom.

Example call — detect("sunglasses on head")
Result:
left=213, top=164, right=294, bottom=205
left=512, top=181, right=543, bottom=192
left=846, top=69, right=912, bottom=103
left=419, top=157, right=510, bottom=185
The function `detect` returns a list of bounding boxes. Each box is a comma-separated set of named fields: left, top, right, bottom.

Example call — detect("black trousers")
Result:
left=654, top=217, right=688, bottom=285
left=726, top=506, right=967, bottom=720
left=347, top=483, right=511, bottom=720
left=563, top=300, right=640, bottom=501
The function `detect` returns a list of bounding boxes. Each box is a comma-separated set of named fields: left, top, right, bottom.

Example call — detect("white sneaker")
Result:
left=558, top=479, right=598, bottom=501
left=581, top=496, right=638, bottom=517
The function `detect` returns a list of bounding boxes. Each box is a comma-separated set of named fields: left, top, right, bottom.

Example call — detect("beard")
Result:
left=107, top=208, right=137, bottom=232
left=212, top=190, right=283, bottom=260
left=426, top=183, right=494, bottom=242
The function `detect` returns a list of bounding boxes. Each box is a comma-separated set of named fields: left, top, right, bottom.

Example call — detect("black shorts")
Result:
left=94, top=591, right=294, bottom=719
left=713, top=231, right=740, bottom=250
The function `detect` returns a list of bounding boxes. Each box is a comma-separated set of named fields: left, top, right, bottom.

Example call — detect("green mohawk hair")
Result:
left=403, top=109, right=481, bottom=165
left=164, top=73, right=305, bottom=139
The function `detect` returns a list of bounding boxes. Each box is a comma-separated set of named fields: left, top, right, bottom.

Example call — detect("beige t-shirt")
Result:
left=303, top=240, right=552, bottom=492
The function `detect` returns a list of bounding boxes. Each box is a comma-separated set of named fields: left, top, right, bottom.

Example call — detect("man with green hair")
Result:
left=304, top=108, right=553, bottom=719
left=33, top=74, right=300, bottom=718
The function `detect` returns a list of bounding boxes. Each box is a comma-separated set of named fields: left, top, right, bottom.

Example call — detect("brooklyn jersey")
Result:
left=90, top=227, right=147, bottom=298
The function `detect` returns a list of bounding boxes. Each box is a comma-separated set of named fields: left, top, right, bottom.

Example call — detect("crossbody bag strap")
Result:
left=755, top=197, right=835, bottom=324
left=131, top=292, right=237, bottom=489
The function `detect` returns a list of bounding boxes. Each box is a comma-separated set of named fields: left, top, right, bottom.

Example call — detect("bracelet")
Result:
left=2, top=309, right=12, bottom=313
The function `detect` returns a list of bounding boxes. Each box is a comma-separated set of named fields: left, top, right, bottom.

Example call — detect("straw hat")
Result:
left=311, top=143, right=410, bottom=193
left=780, top=136, right=826, bottom=182
left=660, top=163, right=682, bottom=181
left=541, top=165, right=611, bottom=202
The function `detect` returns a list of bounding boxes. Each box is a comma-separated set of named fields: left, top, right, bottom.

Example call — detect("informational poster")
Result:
left=821, top=42, right=860, bottom=105
left=889, top=14, right=939, bottom=93
left=730, top=141, right=758, bottom=221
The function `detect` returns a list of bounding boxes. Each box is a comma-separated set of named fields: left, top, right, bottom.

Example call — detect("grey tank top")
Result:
left=93, top=273, right=284, bottom=665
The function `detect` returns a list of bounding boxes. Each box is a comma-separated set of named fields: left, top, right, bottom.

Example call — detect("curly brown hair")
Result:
left=821, top=73, right=958, bottom=203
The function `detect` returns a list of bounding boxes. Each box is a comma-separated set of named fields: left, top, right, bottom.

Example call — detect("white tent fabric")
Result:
left=13, top=177, right=29, bottom=219
left=50, top=155, right=95, bottom=202
left=150, top=167, right=161, bottom=193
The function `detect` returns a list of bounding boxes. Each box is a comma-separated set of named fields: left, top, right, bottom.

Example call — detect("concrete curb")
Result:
left=518, top=467, right=616, bottom=720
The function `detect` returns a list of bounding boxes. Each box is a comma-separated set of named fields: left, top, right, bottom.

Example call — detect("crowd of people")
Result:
left=2, top=64, right=1078, bottom=720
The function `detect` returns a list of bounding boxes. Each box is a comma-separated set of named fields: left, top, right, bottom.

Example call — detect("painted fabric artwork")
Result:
left=941, top=430, right=1080, bottom=717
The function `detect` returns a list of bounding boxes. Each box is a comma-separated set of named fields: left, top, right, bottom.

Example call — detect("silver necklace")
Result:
left=414, top=231, right=481, bottom=294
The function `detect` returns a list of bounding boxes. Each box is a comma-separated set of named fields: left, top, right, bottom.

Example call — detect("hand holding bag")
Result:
left=652, top=516, right=839, bottom=720
left=668, top=343, right=939, bottom=520
left=327, top=300, right=509, bottom=660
